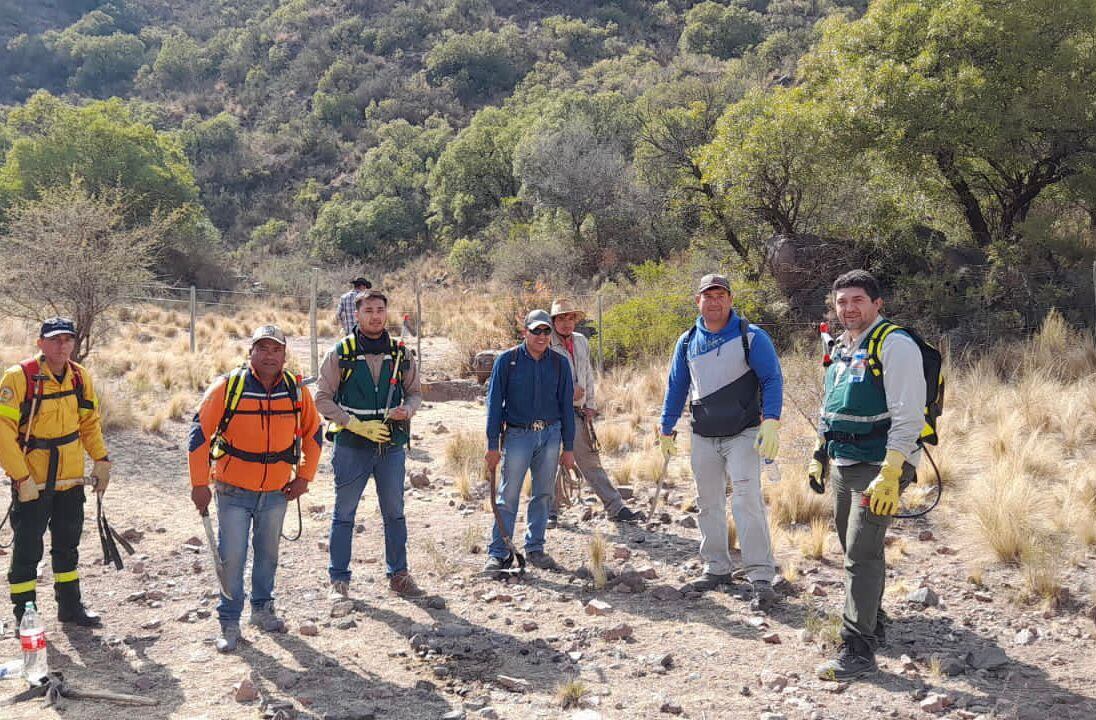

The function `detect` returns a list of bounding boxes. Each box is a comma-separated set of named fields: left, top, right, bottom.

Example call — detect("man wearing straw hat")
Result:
left=549, top=298, right=641, bottom=524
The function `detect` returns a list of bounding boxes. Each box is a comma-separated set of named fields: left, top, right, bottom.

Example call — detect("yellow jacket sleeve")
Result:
left=73, top=362, right=109, bottom=462
left=0, top=365, right=29, bottom=481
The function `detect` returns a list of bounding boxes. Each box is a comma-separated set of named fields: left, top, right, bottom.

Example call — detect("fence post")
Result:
left=1092, top=260, right=1095, bottom=331
left=415, top=278, right=423, bottom=375
left=189, top=285, right=196, bottom=353
left=309, top=271, right=318, bottom=379
left=596, top=292, right=604, bottom=376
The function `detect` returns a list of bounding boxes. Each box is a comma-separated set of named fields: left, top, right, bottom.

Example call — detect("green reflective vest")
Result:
left=821, top=326, right=902, bottom=463
left=334, top=333, right=409, bottom=449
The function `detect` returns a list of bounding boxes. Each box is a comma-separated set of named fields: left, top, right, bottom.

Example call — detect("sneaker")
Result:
left=526, top=551, right=560, bottom=571
left=216, top=624, right=241, bottom=653
left=749, top=580, right=778, bottom=613
left=816, top=637, right=878, bottom=681
left=682, top=572, right=734, bottom=593
left=613, top=506, right=642, bottom=523
left=483, top=556, right=507, bottom=573
left=249, top=601, right=287, bottom=633
left=328, top=580, right=350, bottom=602
left=389, top=571, right=426, bottom=598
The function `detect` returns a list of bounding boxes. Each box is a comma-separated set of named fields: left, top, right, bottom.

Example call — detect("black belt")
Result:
left=19, top=431, right=81, bottom=494
left=823, top=425, right=889, bottom=444
left=216, top=442, right=299, bottom=465
left=505, top=420, right=558, bottom=431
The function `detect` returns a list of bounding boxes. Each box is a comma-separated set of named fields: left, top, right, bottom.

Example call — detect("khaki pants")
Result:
left=553, top=410, right=625, bottom=516
left=689, top=428, right=775, bottom=583
left=832, top=461, right=915, bottom=646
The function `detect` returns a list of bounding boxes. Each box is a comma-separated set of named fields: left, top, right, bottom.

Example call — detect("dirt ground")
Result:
left=2, top=337, right=1095, bottom=720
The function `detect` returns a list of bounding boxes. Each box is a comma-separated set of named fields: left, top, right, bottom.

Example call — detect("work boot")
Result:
left=483, top=556, right=507, bottom=573
left=749, top=580, right=778, bottom=613
left=614, top=506, right=642, bottom=523
left=389, top=571, right=425, bottom=598
left=547, top=514, right=559, bottom=529
left=682, top=572, right=734, bottom=593
left=329, top=580, right=350, bottom=602
left=56, top=583, right=102, bottom=627
left=816, top=636, right=878, bottom=681
left=216, top=623, right=241, bottom=653
left=526, top=551, right=560, bottom=571
left=58, top=601, right=102, bottom=627
left=249, top=601, right=287, bottom=633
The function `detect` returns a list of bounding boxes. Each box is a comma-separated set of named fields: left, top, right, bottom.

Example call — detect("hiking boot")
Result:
left=614, top=506, right=642, bottom=523
left=526, top=551, right=560, bottom=571
left=249, top=601, right=287, bottom=633
left=58, top=603, right=102, bottom=628
left=216, top=624, right=241, bottom=653
left=749, top=580, right=778, bottom=613
left=389, top=571, right=426, bottom=598
left=816, top=636, right=878, bottom=681
left=329, top=580, right=350, bottom=602
left=682, top=572, right=734, bottom=593
left=483, top=556, right=507, bottom=573
left=547, top=514, right=559, bottom=529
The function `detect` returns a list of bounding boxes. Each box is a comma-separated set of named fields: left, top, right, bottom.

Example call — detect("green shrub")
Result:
left=448, top=237, right=491, bottom=279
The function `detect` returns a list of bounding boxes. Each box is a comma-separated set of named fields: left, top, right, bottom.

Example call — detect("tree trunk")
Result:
left=934, top=149, right=993, bottom=246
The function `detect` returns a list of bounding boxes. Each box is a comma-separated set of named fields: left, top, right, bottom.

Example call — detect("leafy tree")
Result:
left=0, top=92, right=199, bottom=223
left=309, top=195, right=419, bottom=261
left=425, top=27, right=530, bottom=103
left=679, top=2, right=765, bottom=60
left=149, top=32, right=213, bottom=89
left=540, top=16, right=614, bottom=65
left=800, top=0, right=1096, bottom=248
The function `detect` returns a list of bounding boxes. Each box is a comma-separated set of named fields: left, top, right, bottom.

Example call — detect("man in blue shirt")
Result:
left=659, top=274, right=784, bottom=611
left=484, top=310, right=576, bottom=571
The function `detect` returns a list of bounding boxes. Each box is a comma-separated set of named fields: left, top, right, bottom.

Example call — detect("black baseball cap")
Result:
left=40, top=317, right=76, bottom=339
left=697, top=273, right=731, bottom=294
left=350, top=277, right=372, bottom=288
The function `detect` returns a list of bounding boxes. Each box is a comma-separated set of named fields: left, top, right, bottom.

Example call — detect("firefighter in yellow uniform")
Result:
left=0, top=317, right=110, bottom=627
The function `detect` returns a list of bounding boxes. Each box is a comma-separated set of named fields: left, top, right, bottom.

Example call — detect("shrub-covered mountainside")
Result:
left=1, top=0, right=1095, bottom=348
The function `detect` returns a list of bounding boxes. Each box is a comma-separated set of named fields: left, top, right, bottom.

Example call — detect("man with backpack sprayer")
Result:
left=315, top=289, right=426, bottom=600
left=809, top=270, right=938, bottom=680
left=188, top=325, right=323, bottom=652
left=0, top=317, right=112, bottom=628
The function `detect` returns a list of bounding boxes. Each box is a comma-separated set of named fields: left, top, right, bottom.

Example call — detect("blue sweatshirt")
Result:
left=660, top=312, right=783, bottom=436
left=486, top=343, right=575, bottom=451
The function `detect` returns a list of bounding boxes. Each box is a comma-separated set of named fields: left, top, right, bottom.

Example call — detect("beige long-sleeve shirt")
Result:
left=551, top=330, right=596, bottom=411
left=314, top=339, right=422, bottom=426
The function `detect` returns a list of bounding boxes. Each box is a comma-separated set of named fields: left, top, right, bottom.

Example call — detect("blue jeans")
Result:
left=215, top=482, right=287, bottom=626
left=489, top=423, right=561, bottom=559
left=329, top=442, right=407, bottom=580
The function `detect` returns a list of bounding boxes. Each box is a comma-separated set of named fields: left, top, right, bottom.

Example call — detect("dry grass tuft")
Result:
left=596, top=422, right=635, bottom=455
left=795, top=517, right=829, bottom=560
left=589, top=530, right=608, bottom=589
left=444, top=430, right=485, bottom=502
left=556, top=679, right=589, bottom=709
left=766, top=473, right=830, bottom=527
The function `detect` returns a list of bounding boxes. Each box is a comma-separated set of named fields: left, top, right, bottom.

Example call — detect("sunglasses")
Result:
left=528, top=326, right=552, bottom=336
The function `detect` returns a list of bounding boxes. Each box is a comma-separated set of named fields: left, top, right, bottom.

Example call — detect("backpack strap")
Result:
left=866, top=321, right=901, bottom=380
left=739, top=316, right=751, bottom=366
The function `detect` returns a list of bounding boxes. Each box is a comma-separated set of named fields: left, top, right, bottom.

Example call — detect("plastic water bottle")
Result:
left=763, top=459, right=782, bottom=483
left=0, top=658, right=24, bottom=680
left=19, top=602, right=48, bottom=685
left=849, top=350, right=868, bottom=383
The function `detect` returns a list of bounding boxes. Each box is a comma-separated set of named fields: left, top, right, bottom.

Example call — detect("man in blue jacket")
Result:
left=659, top=274, right=783, bottom=611
left=484, top=310, right=576, bottom=571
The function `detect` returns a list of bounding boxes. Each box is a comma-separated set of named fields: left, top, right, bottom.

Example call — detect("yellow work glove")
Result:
left=807, top=436, right=828, bottom=495
left=15, top=476, right=39, bottom=503
left=864, top=449, right=906, bottom=516
left=346, top=418, right=391, bottom=444
left=658, top=433, right=676, bottom=458
left=754, top=419, right=780, bottom=461
left=91, top=459, right=111, bottom=494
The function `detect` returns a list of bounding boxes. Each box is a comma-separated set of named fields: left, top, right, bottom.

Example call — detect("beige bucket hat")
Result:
left=549, top=298, right=586, bottom=323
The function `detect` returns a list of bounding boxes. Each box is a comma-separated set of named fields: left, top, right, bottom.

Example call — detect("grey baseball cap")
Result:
left=250, top=324, right=287, bottom=347
left=524, top=309, right=552, bottom=329
left=697, top=273, right=731, bottom=294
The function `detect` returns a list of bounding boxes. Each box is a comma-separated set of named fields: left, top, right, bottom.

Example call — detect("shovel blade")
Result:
left=201, top=514, right=234, bottom=600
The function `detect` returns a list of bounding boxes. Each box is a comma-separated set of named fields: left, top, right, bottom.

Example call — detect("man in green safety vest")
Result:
left=810, top=270, right=926, bottom=681
left=315, top=289, right=425, bottom=601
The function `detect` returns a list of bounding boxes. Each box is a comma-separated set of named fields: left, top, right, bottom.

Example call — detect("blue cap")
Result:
left=524, top=309, right=552, bottom=330
left=39, top=317, right=76, bottom=339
